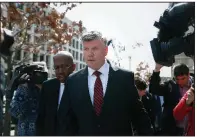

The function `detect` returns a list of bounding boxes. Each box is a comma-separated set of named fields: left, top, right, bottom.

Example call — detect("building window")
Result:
left=69, top=41, right=71, bottom=46
left=73, top=51, right=75, bottom=60
left=46, top=55, right=50, bottom=69
left=76, top=51, right=78, bottom=60
left=72, top=39, right=75, bottom=48
left=33, top=54, right=37, bottom=61
left=80, top=64, right=82, bottom=69
left=76, top=41, right=79, bottom=49
left=76, top=63, right=78, bottom=71
left=80, top=53, right=82, bottom=61
left=24, top=52, right=27, bottom=58
left=69, top=49, right=71, bottom=53
left=80, top=43, right=83, bottom=50
left=40, top=54, right=44, bottom=61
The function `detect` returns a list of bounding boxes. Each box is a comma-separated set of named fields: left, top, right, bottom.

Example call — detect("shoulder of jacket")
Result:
left=43, top=78, right=58, bottom=84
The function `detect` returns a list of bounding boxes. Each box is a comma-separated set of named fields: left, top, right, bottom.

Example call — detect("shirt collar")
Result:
left=88, top=59, right=109, bottom=76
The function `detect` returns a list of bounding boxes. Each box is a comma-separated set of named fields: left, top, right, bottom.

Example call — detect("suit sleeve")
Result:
left=130, top=72, right=154, bottom=135
left=9, top=84, right=29, bottom=119
left=173, top=91, right=193, bottom=121
left=149, top=71, right=168, bottom=96
left=36, top=82, right=46, bottom=135
left=57, top=78, right=78, bottom=136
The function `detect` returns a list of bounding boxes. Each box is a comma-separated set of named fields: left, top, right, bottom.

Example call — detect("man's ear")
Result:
left=105, top=46, right=108, bottom=56
left=72, top=64, right=76, bottom=72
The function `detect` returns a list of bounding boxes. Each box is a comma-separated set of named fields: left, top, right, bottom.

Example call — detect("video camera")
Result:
left=14, top=63, right=48, bottom=85
left=150, top=2, right=195, bottom=66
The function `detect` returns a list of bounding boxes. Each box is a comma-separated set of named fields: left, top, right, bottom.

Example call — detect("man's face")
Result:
left=53, top=56, right=73, bottom=83
left=83, top=39, right=108, bottom=70
left=175, top=74, right=190, bottom=87
left=138, top=89, right=146, bottom=97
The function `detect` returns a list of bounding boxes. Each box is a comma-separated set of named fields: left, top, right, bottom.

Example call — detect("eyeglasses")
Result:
left=53, top=64, right=72, bottom=71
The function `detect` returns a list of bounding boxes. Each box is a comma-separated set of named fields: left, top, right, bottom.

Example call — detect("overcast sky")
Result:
left=54, top=3, right=172, bottom=77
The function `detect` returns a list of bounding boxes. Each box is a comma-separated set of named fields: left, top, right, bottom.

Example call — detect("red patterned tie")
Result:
left=93, top=71, right=103, bottom=116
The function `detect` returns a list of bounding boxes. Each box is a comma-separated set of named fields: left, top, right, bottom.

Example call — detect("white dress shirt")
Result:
left=88, top=60, right=109, bottom=104
left=58, top=83, right=65, bottom=108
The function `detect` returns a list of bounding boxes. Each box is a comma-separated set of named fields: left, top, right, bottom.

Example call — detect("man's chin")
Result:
left=58, top=77, right=65, bottom=82
left=87, top=64, right=98, bottom=70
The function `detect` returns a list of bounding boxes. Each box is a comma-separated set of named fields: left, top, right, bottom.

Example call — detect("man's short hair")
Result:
left=134, top=77, right=147, bottom=90
left=81, top=31, right=107, bottom=45
left=81, top=31, right=102, bottom=42
left=173, top=63, right=189, bottom=77
left=54, top=51, right=73, bottom=60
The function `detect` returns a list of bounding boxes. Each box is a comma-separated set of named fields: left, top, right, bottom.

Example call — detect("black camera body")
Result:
left=150, top=2, right=195, bottom=66
left=14, top=64, right=48, bottom=85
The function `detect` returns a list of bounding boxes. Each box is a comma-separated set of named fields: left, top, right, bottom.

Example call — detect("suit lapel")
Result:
left=53, top=79, right=60, bottom=112
left=100, top=66, right=116, bottom=116
left=80, top=67, right=96, bottom=114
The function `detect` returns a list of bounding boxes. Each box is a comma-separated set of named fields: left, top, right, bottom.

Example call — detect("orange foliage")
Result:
left=2, top=2, right=83, bottom=54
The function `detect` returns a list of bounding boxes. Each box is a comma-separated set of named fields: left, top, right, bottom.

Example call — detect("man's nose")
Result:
left=88, top=51, right=94, bottom=57
left=57, top=67, right=64, bottom=73
left=177, top=80, right=183, bottom=85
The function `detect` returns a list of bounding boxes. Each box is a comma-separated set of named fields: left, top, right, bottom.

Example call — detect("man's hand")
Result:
left=18, top=73, right=30, bottom=84
left=186, top=87, right=195, bottom=106
left=154, top=63, right=163, bottom=72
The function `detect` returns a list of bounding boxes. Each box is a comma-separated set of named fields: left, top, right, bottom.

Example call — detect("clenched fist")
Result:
left=186, top=87, right=195, bottom=106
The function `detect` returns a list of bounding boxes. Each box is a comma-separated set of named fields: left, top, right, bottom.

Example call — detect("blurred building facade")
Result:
left=1, top=3, right=86, bottom=79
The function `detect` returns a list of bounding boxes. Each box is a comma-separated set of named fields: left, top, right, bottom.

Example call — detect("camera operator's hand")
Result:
left=18, top=73, right=31, bottom=84
left=186, top=87, right=195, bottom=106
left=154, top=63, right=163, bottom=72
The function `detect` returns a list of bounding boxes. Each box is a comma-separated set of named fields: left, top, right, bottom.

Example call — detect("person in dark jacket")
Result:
left=149, top=63, right=194, bottom=136
left=9, top=63, right=48, bottom=136
left=0, top=64, right=4, bottom=135
left=36, top=51, right=75, bottom=136
left=58, top=31, right=153, bottom=136
left=135, top=77, right=156, bottom=133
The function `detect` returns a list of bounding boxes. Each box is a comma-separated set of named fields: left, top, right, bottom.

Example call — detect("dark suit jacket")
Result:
left=36, top=78, right=60, bottom=136
left=141, top=92, right=156, bottom=130
left=58, top=66, right=153, bottom=136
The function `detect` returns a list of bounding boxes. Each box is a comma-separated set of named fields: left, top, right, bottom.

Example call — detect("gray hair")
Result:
left=81, top=31, right=107, bottom=45
left=53, top=51, right=73, bottom=61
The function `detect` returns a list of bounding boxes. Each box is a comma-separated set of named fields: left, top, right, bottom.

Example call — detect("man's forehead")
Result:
left=176, top=75, right=188, bottom=79
left=83, top=39, right=106, bottom=47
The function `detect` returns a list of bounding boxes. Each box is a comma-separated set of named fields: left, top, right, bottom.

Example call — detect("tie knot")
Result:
left=93, top=71, right=101, bottom=77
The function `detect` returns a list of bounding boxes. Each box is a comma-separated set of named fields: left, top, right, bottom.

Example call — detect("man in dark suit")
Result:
left=36, top=51, right=75, bottom=135
left=58, top=31, right=153, bottom=136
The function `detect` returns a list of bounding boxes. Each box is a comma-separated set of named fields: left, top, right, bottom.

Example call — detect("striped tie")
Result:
left=93, top=71, right=103, bottom=116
